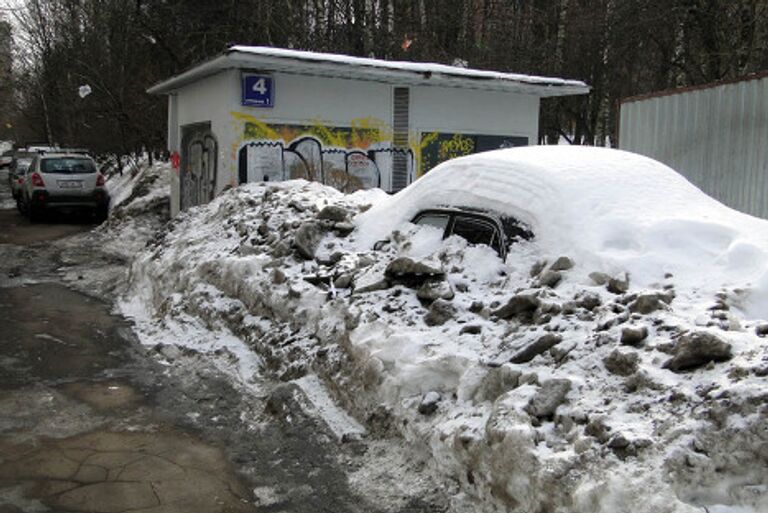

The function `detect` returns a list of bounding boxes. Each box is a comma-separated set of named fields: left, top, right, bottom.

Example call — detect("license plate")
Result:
left=58, top=180, right=82, bottom=189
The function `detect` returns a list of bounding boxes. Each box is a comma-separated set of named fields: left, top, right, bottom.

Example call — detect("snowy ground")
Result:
left=116, top=148, right=767, bottom=513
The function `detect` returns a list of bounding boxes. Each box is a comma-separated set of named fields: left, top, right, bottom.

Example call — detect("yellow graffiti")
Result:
left=417, top=131, right=439, bottom=151
left=351, top=117, right=392, bottom=148
left=438, top=133, right=475, bottom=161
left=230, top=112, right=282, bottom=140
left=230, top=112, right=391, bottom=150
left=415, top=132, right=479, bottom=176
left=412, top=131, right=438, bottom=176
left=307, top=120, right=348, bottom=148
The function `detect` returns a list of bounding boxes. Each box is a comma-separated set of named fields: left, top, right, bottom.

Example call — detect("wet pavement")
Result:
left=0, top=281, right=259, bottom=513
left=0, top=427, right=255, bottom=513
left=0, top=284, right=128, bottom=387
left=0, top=171, right=447, bottom=513
left=0, top=208, right=96, bottom=245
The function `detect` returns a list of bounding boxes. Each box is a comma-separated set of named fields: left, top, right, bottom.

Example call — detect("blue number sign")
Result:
left=242, top=74, right=274, bottom=108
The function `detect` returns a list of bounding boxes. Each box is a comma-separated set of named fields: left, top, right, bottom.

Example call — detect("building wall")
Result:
left=171, top=70, right=240, bottom=215
left=410, top=86, right=538, bottom=138
left=620, top=76, right=768, bottom=219
left=227, top=72, right=396, bottom=193
left=170, top=70, right=541, bottom=214
left=227, top=74, right=539, bottom=190
left=410, top=86, right=537, bottom=175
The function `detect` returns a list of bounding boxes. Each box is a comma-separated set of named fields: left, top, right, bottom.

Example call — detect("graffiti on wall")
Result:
left=231, top=113, right=413, bottom=192
left=229, top=112, right=528, bottom=190
left=419, top=132, right=529, bottom=174
left=180, top=122, right=217, bottom=211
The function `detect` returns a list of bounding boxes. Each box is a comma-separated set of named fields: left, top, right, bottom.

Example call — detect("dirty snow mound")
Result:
left=123, top=150, right=768, bottom=513
left=57, top=160, right=171, bottom=298
left=96, top=159, right=171, bottom=255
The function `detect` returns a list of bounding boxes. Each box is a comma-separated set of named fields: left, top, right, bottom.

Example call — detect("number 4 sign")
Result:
left=242, top=74, right=274, bottom=108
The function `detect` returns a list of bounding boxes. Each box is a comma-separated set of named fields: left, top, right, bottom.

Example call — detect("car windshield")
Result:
left=413, top=213, right=450, bottom=232
left=16, top=159, right=32, bottom=172
left=41, top=157, right=96, bottom=174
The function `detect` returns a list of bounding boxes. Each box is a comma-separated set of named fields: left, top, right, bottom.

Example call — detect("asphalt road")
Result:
left=0, top=170, right=447, bottom=513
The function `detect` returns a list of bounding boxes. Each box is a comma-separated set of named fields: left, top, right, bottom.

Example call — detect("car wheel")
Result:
left=18, top=195, right=29, bottom=215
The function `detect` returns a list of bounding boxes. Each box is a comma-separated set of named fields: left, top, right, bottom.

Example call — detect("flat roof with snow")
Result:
left=148, top=46, right=590, bottom=97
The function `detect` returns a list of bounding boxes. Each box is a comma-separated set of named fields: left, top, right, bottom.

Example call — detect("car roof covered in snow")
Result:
left=356, top=146, right=768, bottom=294
left=147, top=46, right=589, bottom=97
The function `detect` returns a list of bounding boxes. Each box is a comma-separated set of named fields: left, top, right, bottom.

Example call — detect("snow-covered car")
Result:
left=19, top=153, right=110, bottom=221
left=358, top=145, right=768, bottom=293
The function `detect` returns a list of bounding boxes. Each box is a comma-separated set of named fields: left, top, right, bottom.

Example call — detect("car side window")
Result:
left=450, top=215, right=501, bottom=253
left=17, top=159, right=32, bottom=175
left=413, top=213, right=450, bottom=234
left=26, top=158, right=37, bottom=175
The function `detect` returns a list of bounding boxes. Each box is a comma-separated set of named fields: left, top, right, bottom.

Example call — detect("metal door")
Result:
left=180, top=122, right=217, bottom=210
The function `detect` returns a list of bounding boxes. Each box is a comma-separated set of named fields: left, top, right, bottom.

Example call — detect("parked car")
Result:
left=9, top=154, right=33, bottom=206
left=0, top=150, right=13, bottom=170
left=19, top=153, right=109, bottom=221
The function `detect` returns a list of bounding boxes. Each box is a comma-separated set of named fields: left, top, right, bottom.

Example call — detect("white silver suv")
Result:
left=20, top=153, right=110, bottom=221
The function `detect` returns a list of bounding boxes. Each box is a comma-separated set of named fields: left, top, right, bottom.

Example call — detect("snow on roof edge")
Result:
left=147, top=46, right=590, bottom=96
left=228, top=45, right=588, bottom=88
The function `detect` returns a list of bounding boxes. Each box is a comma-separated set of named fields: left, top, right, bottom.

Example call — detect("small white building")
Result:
left=619, top=72, right=768, bottom=219
left=148, top=46, right=589, bottom=215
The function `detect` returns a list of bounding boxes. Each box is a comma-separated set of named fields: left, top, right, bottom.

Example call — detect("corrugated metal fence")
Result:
left=619, top=74, right=768, bottom=219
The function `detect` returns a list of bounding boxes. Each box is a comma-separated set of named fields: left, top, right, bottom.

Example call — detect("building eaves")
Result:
left=147, top=46, right=590, bottom=98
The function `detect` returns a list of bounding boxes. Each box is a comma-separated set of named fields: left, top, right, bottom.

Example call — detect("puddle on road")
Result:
left=0, top=430, right=257, bottom=513
left=61, top=381, right=141, bottom=412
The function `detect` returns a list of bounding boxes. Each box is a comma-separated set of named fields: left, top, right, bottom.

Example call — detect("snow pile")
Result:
left=96, top=159, right=171, bottom=254
left=123, top=147, right=768, bottom=513
left=56, top=159, right=171, bottom=299
left=106, top=159, right=171, bottom=217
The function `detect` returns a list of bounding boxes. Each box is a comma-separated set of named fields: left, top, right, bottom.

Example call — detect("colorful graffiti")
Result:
left=229, top=112, right=530, bottom=191
left=231, top=113, right=412, bottom=192
left=419, top=132, right=529, bottom=174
